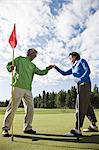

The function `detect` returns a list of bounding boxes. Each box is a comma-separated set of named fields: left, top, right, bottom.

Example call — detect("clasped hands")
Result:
left=47, top=65, right=56, bottom=70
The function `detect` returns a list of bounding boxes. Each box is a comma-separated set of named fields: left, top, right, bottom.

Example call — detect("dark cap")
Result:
left=69, top=52, right=80, bottom=60
left=27, top=48, right=37, bottom=56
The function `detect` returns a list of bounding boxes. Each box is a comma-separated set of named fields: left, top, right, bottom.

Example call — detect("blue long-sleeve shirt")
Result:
left=55, top=59, right=91, bottom=84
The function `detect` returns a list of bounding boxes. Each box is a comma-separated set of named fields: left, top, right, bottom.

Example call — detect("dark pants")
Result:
left=75, top=82, right=97, bottom=129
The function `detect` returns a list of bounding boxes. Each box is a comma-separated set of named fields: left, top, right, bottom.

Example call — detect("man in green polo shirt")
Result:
left=2, top=48, right=53, bottom=137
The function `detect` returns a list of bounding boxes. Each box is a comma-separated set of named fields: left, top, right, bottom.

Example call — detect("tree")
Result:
left=55, top=90, right=66, bottom=108
left=65, top=90, right=72, bottom=108
left=90, top=92, right=99, bottom=108
left=49, top=91, right=56, bottom=108
left=93, top=84, right=98, bottom=93
left=70, top=86, right=77, bottom=108
left=42, top=90, right=46, bottom=108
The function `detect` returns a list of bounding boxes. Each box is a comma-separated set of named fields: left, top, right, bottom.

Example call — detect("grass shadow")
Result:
left=13, top=133, right=99, bottom=144
left=36, top=133, right=71, bottom=137
left=13, top=134, right=78, bottom=142
left=80, top=134, right=99, bottom=144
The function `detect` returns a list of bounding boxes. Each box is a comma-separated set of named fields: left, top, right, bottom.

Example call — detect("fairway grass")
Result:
left=0, top=109, right=99, bottom=150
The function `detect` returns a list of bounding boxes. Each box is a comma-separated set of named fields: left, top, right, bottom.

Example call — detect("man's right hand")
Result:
left=9, top=65, right=14, bottom=72
left=47, top=65, right=55, bottom=70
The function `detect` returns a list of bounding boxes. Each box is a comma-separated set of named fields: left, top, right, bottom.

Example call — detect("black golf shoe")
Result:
left=24, top=129, right=36, bottom=134
left=2, top=130, right=11, bottom=137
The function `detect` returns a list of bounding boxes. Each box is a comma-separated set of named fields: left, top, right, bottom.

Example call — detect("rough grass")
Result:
left=0, top=108, right=99, bottom=150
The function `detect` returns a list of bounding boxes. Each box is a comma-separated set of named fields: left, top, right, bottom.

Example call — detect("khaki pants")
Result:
left=75, top=82, right=97, bottom=129
left=2, top=87, right=34, bottom=131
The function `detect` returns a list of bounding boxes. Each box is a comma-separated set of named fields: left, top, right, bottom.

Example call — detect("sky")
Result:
left=0, top=0, right=99, bottom=101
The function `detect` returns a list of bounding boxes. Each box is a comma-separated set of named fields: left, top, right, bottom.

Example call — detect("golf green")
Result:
left=0, top=108, right=99, bottom=150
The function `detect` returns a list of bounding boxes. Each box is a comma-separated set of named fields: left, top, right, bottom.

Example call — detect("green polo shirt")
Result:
left=7, top=56, right=50, bottom=91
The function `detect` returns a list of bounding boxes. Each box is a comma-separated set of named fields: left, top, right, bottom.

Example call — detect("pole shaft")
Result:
left=11, top=48, right=14, bottom=141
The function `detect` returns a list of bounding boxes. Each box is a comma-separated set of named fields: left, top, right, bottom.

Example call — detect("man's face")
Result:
left=69, top=55, right=76, bottom=64
left=29, top=49, right=37, bottom=60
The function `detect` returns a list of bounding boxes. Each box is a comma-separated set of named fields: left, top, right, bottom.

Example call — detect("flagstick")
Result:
left=11, top=48, right=14, bottom=141
left=8, top=23, right=17, bottom=141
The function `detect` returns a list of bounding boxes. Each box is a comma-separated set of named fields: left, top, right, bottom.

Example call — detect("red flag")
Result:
left=9, top=24, right=17, bottom=48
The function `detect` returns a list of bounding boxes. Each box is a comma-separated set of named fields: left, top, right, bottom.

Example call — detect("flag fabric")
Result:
left=9, top=24, right=17, bottom=48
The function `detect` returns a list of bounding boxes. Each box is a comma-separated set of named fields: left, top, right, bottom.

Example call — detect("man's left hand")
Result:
left=47, top=65, right=55, bottom=70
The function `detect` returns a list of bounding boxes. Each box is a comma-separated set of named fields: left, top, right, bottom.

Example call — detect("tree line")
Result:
left=0, top=84, right=99, bottom=109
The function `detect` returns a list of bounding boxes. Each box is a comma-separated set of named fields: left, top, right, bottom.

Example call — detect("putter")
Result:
left=77, top=83, right=80, bottom=142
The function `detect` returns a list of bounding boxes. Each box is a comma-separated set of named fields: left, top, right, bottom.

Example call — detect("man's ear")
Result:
left=27, top=51, right=29, bottom=56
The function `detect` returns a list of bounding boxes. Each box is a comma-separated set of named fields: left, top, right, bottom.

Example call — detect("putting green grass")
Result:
left=0, top=108, right=99, bottom=150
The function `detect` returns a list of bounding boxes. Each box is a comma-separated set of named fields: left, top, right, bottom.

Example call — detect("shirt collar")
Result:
left=72, top=60, right=78, bottom=67
left=26, top=56, right=32, bottom=62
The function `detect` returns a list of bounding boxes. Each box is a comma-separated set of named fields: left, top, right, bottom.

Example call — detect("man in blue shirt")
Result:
left=54, top=52, right=98, bottom=136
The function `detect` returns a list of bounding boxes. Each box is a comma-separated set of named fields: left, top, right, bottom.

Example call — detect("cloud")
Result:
left=0, top=0, right=52, bottom=47
left=53, top=0, right=99, bottom=80
left=80, top=9, right=99, bottom=78
left=0, top=0, right=53, bottom=78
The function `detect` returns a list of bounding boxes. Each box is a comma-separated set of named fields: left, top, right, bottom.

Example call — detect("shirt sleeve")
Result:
left=55, top=66, right=72, bottom=75
left=6, top=57, right=20, bottom=72
left=35, top=66, right=49, bottom=75
left=80, top=59, right=91, bottom=81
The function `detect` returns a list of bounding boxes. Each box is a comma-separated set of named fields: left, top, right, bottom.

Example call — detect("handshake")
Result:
left=47, top=65, right=56, bottom=70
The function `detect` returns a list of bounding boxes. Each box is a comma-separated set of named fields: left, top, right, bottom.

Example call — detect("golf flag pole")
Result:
left=11, top=48, right=14, bottom=141
left=8, top=24, right=17, bottom=141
